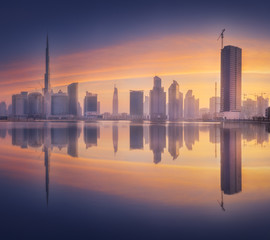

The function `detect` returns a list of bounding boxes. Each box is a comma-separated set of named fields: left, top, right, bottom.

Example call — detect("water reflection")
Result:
left=168, top=124, right=183, bottom=160
left=84, top=124, right=100, bottom=149
left=112, top=123, right=118, bottom=154
left=149, top=125, right=166, bottom=164
left=130, top=125, right=144, bottom=150
left=3, top=121, right=269, bottom=208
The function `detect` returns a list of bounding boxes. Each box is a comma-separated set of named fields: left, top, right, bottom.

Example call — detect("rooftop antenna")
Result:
left=217, top=29, right=226, bottom=49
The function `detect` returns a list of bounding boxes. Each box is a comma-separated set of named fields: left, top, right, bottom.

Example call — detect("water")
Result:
left=0, top=121, right=270, bottom=239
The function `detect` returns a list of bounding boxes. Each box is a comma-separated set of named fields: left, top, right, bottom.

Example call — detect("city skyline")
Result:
left=1, top=1, right=270, bottom=113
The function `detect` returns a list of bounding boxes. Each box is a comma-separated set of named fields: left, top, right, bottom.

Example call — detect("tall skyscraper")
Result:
left=28, top=92, right=43, bottom=117
left=144, top=95, right=149, bottom=118
left=112, top=86, right=118, bottom=115
left=12, top=92, right=28, bottom=117
left=0, top=102, right=7, bottom=116
left=68, top=83, right=78, bottom=116
left=220, top=45, right=242, bottom=119
left=130, top=90, right=144, bottom=120
left=168, top=80, right=183, bottom=121
left=184, top=90, right=199, bottom=119
left=51, top=90, right=69, bottom=116
left=149, top=76, right=166, bottom=121
left=84, top=92, right=98, bottom=117
left=43, top=34, right=51, bottom=118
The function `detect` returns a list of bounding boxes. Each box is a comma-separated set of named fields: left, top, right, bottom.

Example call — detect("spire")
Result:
left=44, top=33, right=50, bottom=93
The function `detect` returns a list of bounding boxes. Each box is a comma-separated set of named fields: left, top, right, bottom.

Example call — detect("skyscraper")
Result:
left=84, top=92, right=98, bottom=117
left=43, top=34, right=51, bottom=118
left=220, top=45, right=242, bottom=119
left=28, top=92, right=43, bottom=117
left=112, top=86, right=118, bottom=115
left=144, top=95, right=149, bottom=118
left=168, top=80, right=183, bottom=121
left=130, top=90, right=144, bottom=120
left=68, top=83, right=78, bottom=116
left=51, top=90, right=69, bottom=116
left=184, top=90, right=199, bottom=119
left=12, top=92, right=28, bottom=117
left=149, top=76, right=166, bottom=121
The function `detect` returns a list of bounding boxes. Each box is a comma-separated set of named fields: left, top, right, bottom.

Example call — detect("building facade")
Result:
left=112, top=86, right=118, bottom=115
left=149, top=76, right=166, bottom=121
left=220, top=45, right=242, bottom=119
left=28, top=92, right=43, bottom=117
left=68, top=82, right=78, bottom=116
left=168, top=80, right=183, bottom=121
left=51, top=90, right=69, bottom=116
left=84, top=92, right=98, bottom=117
left=130, top=90, right=144, bottom=119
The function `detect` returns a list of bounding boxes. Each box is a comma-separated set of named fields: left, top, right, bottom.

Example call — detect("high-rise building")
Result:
left=68, top=83, right=78, bottom=116
left=220, top=45, right=242, bottom=119
left=0, top=102, right=7, bottom=116
left=130, top=90, right=144, bottom=120
left=43, top=34, right=51, bottom=118
left=144, top=95, right=149, bottom=117
left=28, top=92, right=43, bottom=117
left=12, top=92, right=28, bottom=117
left=149, top=76, right=166, bottom=121
left=168, top=80, right=183, bottom=121
left=112, top=86, right=118, bottom=115
left=184, top=90, right=199, bottom=119
left=84, top=92, right=98, bottom=117
left=51, top=90, right=69, bottom=116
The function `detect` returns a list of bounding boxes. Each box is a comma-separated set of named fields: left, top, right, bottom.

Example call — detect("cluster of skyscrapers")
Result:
left=0, top=38, right=269, bottom=121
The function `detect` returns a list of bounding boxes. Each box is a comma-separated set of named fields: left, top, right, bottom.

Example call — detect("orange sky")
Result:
left=0, top=33, right=269, bottom=112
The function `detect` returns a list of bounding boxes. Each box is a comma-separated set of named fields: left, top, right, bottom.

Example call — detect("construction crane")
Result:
left=217, top=191, right=225, bottom=211
left=217, top=29, right=226, bottom=49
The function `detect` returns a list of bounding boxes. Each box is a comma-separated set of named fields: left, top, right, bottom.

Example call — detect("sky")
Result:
left=0, top=0, right=270, bottom=112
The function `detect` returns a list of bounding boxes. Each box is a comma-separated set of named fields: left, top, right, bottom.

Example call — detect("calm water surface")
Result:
left=0, top=121, right=270, bottom=239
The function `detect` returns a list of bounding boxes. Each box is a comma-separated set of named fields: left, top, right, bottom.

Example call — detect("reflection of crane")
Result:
left=217, top=191, right=225, bottom=211
left=217, top=29, right=226, bottom=49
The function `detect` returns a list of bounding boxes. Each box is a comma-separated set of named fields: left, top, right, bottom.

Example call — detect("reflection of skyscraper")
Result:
left=28, top=128, right=44, bottom=147
left=44, top=145, right=50, bottom=206
left=0, top=128, right=7, bottom=139
left=220, top=126, right=242, bottom=195
left=12, top=127, right=28, bottom=148
left=150, top=76, right=166, bottom=121
left=113, top=86, right=118, bottom=115
left=149, top=125, right=166, bottom=164
left=168, top=124, right=183, bottom=160
left=67, top=124, right=81, bottom=157
left=129, top=125, right=143, bottom=149
left=51, top=127, right=68, bottom=150
left=112, top=124, right=118, bottom=153
left=84, top=125, right=99, bottom=148
left=220, top=46, right=242, bottom=119
left=184, top=124, right=199, bottom=150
